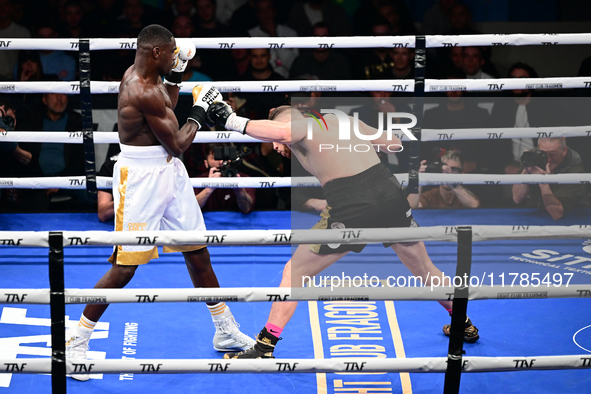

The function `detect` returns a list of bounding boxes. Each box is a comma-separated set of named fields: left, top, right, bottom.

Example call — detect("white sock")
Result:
left=76, top=314, right=97, bottom=338
left=207, top=302, right=231, bottom=323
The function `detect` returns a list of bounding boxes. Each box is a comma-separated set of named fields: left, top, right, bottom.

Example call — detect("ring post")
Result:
left=408, top=35, right=425, bottom=194
left=444, top=226, right=472, bottom=394
left=49, top=232, right=66, bottom=394
left=79, top=38, right=97, bottom=202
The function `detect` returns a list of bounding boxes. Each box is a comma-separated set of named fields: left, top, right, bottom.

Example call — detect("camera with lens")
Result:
left=425, top=147, right=445, bottom=173
left=0, top=114, right=15, bottom=131
left=520, top=150, right=548, bottom=169
left=214, top=145, right=252, bottom=177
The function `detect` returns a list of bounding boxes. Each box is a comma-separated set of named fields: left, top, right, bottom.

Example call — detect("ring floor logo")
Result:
left=509, top=240, right=591, bottom=277
left=309, top=300, right=411, bottom=394
left=574, top=325, right=591, bottom=353
left=0, top=307, right=109, bottom=388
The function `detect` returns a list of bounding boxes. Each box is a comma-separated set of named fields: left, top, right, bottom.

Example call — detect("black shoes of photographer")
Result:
left=442, top=316, right=480, bottom=343
left=223, top=327, right=279, bottom=359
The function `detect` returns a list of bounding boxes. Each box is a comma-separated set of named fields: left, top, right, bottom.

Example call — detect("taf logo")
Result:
left=300, top=107, right=328, bottom=131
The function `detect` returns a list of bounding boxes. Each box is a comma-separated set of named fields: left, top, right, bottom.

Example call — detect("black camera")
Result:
left=0, top=115, right=15, bottom=131
left=425, top=147, right=445, bottom=173
left=213, top=145, right=252, bottom=177
left=521, top=150, right=548, bottom=169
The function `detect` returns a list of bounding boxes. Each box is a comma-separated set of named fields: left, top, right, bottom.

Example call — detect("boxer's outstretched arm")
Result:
left=243, top=119, right=307, bottom=144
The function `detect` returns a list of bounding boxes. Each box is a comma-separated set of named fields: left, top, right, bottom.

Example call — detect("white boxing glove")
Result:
left=187, top=84, right=224, bottom=130
left=164, top=39, right=196, bottom=86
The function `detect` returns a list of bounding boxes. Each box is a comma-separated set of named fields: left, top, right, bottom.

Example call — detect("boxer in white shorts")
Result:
left=111, top=144, right=206, bottom=264
left=65, top=25, right=254, bottom=382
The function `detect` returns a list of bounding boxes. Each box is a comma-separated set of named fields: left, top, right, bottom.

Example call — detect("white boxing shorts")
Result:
left=108, top=144, right=206, bottom=265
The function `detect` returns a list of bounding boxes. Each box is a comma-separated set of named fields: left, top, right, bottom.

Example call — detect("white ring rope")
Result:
left=3, top=125, right=591, bottom=145
left=0, top=354, right=589, bottom=375
left=1, top=225, right=590, bottom=248
left=2, top=172, right=589, bottom=189
left=3, top=33, right=591, bottom=51
left=421, top=126, right=591, bottom=141
left=0, top=176, right=325, bottom=189
left=3, top=77, right=591, bottom=93
left=425, top=77, right=590, bottom=92
left=1, top=284, right=590, bottom=304
left=0, top=131, right=263, bottom=144
left=0, top=80, right=414, bottom=94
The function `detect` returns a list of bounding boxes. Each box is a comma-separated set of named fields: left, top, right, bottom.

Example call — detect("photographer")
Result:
left=0, top=99, right=31, bottom=166
left=0, top=99, right=34, bottom=210
left=407, top=150, right=480, bottom=209
left=512, top=137, right=589, bottom=220
left=194, top=143, right=256, bottom=214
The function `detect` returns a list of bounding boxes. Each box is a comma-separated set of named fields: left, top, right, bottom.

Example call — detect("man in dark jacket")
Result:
left=513, top=137, right=590, bottom=220
left=16, top=90, right=88, bottom=210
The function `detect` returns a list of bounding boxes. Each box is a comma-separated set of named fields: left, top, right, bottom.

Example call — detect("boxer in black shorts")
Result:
left=311, top=162, right=417, bottom=254
left=202, top=101, right=480, bottom=358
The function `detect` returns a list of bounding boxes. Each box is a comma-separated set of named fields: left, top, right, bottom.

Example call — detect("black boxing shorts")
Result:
left=310, top=163, right=418, bottom=255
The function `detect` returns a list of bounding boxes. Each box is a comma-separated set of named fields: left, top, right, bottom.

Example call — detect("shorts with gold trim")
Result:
left=109, top=144, right=206, bottom=265
left=310, top=163, right=418, bottom=255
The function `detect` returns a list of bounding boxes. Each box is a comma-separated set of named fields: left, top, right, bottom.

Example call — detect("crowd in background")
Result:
left=1, top=0, right=590, bottom=219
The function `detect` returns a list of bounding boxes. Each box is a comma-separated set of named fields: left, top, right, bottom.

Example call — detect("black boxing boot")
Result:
left=443, top=316, right=480, bottom=343
left=223, top=327, right=279, bottom=359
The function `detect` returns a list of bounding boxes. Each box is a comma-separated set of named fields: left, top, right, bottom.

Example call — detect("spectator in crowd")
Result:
left=230, top=0, right=258, bottom=36
left=189, top=0, right=234, bottom=80
left=0, top=98, right=35, bottom=211
left=377, top=1, right=417, bottom=36
left=446, top=3, right=479, bottom=35
left=248, top=0, right=298, bottom=79
left=490, top=63, right=558, bottom=174
left=246, top=47, right=284, bottom=82
left=227, top=48, right=251, bottom=80
left=32, top=20, right=76, bottom=81
left=237, top=48, right=286, bottom=120
left=288, top=0, right=350, bottom=37
left=91, top=24, right=137, bottom=82
left=88, top=0, right=122, bottom=37
left=170, top=15, right=212, bottom=85
left=421, top=0, right=457, bottom=34
left=462, top=46, right=493, bottom=80
left=289, top=22, right=351, bottom=80
left=114, top=0, right=161, bottom=38
left=7, top=50, right=45, bottom=114
left=0, top=0, right=31, bottom=81
left=448, top=46, right=463, bottom=72
left=390, top=47, right=415, bottom=79
left=216, top=0, right=247, bottom=25
left=407, top=150, right=480, bottom=209
left=191, top=144, right=256, bottom=214
left=512, top=137, right=590, bottom=220
left=16, top=86, right=88, bottom=210
left=96, top=143, right=120, bottom=222
left=422, top=0, right=456, bottom=35
left=422, top=68, right=490, bottom=172
left=352, top=0, right=414, bottom=36
left=356, top=16, right=395, bottom=79
left=58, top=0, right=92, bottom=39
left=194, top=0, right=232, bottom=37
left=170, top=0, right=196, bottom=18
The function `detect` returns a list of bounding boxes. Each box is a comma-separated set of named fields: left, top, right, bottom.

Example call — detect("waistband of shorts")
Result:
left=322, top=163, right=392, bottom=198
left=119, top=144, right=172, bottom=165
